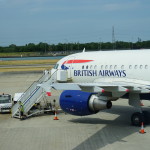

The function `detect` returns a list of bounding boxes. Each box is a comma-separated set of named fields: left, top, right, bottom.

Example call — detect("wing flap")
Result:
left=51, top=83, right=81, bottom=90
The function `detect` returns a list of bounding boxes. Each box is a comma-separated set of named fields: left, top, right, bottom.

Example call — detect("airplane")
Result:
left=41, top=49, right=150, bottom=126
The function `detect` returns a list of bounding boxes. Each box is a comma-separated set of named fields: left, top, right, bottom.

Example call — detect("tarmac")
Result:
left=0, top=72, right=150, bottom=150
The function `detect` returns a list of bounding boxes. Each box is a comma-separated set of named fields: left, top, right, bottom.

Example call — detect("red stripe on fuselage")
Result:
left=63, top=60, right=93, bottom=64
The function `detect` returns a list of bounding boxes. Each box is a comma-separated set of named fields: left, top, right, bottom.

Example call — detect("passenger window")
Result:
left=110, top=65, right=112, bottom=69
left=82, top=66, right=84, bottom=69
left=86, top=66, right=88, bottom=69
left=105, top=65, right=108, bottom=69
left=145, top=65, right=148, bottom=69
left=135, top=65, right=138, bottom=69
left=140, top=65, right=143, bottom=69
left=114, top=65, right=117, bottom=69
left=121, top=65, right=124, bottom=69
left=129, top=65, right=132, bottom=69
left=90, top=65, right=93, bottom=69
left=94, top=65, right=97, bottom=69
left=101, top=65, right=103, bottom=69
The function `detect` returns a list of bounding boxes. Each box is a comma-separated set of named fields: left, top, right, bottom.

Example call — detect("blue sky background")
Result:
left=0, top=0, right=150, bottom=46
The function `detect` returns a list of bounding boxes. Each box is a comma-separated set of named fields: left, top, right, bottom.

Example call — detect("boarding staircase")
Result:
left=11, top=70, right=53, bottom=118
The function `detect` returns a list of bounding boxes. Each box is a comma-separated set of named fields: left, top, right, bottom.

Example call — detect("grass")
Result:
left=0, top=59, right=59, bottom=65
left=0, top=59, right=59, bottom=72
left=0, top=67, right=53, bottom=72
left=0, top=52, right=41, bottom=57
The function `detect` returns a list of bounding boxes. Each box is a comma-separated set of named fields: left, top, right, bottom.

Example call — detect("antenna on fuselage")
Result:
left=83, top=48, right=85, bottom=52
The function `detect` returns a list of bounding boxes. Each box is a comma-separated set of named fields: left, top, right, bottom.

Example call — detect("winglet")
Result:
left=83, top=48, right=85, bottom=52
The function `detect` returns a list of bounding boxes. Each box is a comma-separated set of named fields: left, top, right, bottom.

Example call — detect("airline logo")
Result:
left=61, top=59, right=126, bottom=77
left=61, top=59, right=93, bottom=70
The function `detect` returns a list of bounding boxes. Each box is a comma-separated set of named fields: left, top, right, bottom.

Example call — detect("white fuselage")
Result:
left=54, top=50, right=150, bottom=85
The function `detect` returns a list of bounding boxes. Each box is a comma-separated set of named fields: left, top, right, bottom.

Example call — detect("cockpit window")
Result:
left=54, top=64, right=59, bottom=69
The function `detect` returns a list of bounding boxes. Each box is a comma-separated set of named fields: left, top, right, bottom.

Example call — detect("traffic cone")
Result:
left=53, top=111, right=59, bottom=120
left=139, top=122, right=146, bottom=134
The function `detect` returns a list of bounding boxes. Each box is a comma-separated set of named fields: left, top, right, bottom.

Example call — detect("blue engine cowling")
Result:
left=60, top=90, right=112, bottom=116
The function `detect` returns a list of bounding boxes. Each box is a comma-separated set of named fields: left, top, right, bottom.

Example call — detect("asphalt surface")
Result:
left=0, top=72, right=150, bottom=150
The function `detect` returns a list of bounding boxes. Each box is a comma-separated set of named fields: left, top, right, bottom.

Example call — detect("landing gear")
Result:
left=131, top=111, right=149, bottom=126
left=131, top=112, right=144, bottom=126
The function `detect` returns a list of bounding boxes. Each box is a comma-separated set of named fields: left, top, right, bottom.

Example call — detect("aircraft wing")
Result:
left=51, top=83, right=81, bottom=90
left=51, top=82, right=150, bottom=94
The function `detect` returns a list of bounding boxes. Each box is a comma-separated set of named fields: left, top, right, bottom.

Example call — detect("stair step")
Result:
left=11, top=71, right=51, bottom=119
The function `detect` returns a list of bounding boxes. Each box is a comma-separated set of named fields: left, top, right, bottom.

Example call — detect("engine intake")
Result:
left=60, top=90, right=112, bottom=116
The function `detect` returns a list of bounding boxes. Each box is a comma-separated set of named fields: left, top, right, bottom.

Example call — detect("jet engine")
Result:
left=60, top=90, right=112, bottom=116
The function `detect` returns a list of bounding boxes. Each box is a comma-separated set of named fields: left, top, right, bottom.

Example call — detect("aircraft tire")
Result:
left=131, top=112, right=144, bottom=126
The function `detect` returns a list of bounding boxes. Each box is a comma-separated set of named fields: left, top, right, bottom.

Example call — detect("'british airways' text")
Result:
left=74, top=70, right=126, bottom=77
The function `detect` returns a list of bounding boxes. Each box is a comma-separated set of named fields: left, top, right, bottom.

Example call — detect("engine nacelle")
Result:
left=60, top=90, right=112, bottom=116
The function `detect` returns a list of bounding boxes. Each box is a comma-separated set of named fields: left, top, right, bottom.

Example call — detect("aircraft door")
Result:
left=65, top=56, right=75, bottom=79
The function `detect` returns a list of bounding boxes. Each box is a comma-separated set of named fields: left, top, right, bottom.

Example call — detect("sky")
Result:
left=0, top=0, right=150, bottom=46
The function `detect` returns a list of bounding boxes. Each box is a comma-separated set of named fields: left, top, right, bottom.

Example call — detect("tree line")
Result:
left=0, top=40, right=150, bottom=54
